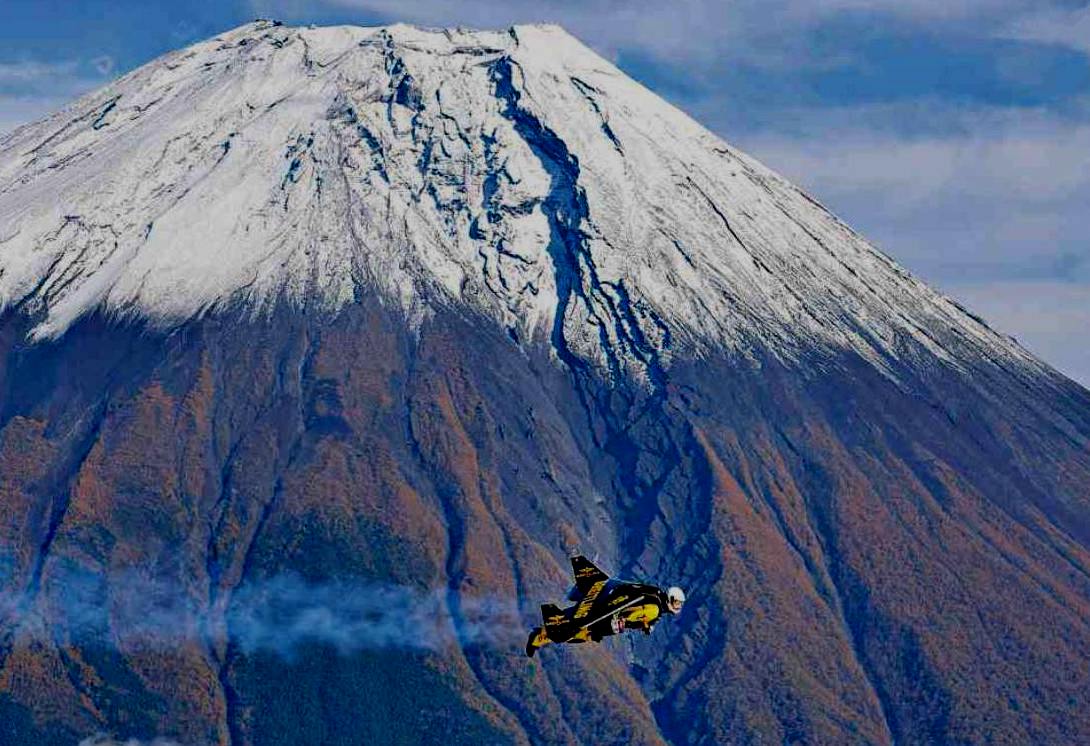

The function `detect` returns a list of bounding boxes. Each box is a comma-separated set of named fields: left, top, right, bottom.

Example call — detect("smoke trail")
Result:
left=226, top=574, right=523, bottom=656
left=0, top=564, right=524, bottom=657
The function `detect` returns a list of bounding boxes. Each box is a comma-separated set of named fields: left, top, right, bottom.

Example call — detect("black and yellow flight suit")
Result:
left=589, top=590, right=668, bottom=641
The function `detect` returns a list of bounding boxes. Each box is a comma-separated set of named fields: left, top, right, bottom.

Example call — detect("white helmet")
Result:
left=667, top=586, right=686, bottom=613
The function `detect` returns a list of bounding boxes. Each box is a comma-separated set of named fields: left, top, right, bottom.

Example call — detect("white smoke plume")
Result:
left=0, top=566, right=525, bottom=658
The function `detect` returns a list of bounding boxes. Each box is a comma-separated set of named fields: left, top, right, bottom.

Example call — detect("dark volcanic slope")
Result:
left=1, top=298, right=1088, bottom=745
left=1, top=20, right=1089, bottom=746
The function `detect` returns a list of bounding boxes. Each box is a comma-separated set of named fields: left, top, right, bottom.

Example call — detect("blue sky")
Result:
left=2, top=0, right=1088, bottom=385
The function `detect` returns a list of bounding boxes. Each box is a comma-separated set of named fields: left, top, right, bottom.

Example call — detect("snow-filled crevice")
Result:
left=281, top=133, right=313, bottom=189
left=91, top=96, right=121, bottom=131
left=422, top=99, right=475, bottom=240
left=489, top=56, right=667, bottom=396
left=380, top=33, right=425, bottom=130
left=474, top=127, right=543, bottom=311
left=331, top=96, right=390, bottom=184
left=569, top=76, right=623, bottom=156
left=684, top=176, right=773, bottom=275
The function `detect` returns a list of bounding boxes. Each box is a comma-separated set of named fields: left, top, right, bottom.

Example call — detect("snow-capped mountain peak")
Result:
left=0, top=21, right=1034, bottom=381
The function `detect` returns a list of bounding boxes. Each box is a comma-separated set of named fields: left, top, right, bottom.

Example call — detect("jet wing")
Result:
left=570, top=555, right=609, bottom=595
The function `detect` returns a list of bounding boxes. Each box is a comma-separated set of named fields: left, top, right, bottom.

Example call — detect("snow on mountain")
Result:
left=0, top=20, right=1039, bottom=383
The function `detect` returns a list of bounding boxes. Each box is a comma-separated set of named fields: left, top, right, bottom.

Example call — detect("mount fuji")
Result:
left=1, top=20, right=1088, bottom=746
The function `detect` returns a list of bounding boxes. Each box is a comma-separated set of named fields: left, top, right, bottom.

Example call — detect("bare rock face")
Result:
left=1, top=21, right=1089, bottom=746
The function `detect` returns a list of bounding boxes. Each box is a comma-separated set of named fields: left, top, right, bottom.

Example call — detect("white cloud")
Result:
left=746, top=115, right=1090, bottom=208
left=1002, top=5, right=1090, bottom=53
left=0, top=60, right=80, bottom=85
